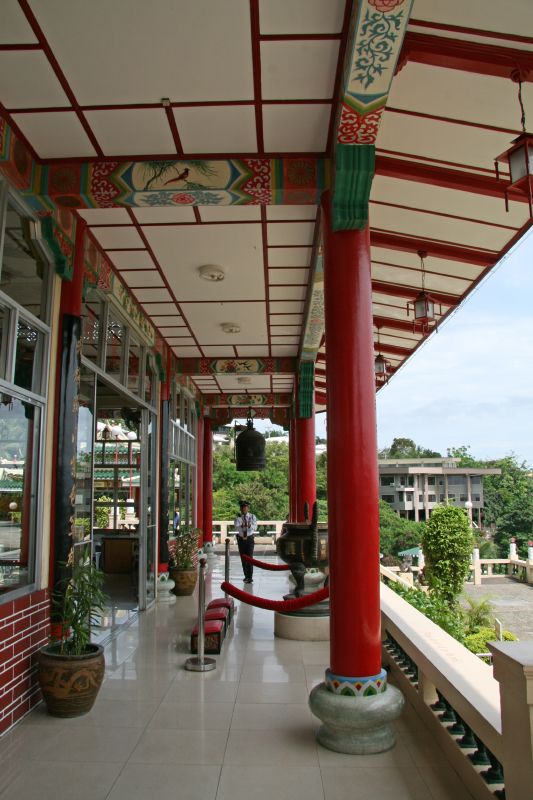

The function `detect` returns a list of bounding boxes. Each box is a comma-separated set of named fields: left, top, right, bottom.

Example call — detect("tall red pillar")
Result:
left=294, top=415, right=316, bottom=522
left=202, top=417, right=213, bottom=544
left=321, top=194, right=381, bottom=681
left=195, top=414, right=204, bottom=531
left=289, top=418, right=298, bottom=521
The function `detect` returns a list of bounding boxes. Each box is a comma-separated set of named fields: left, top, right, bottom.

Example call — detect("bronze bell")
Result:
left=235, top=420, right=266, bottom=471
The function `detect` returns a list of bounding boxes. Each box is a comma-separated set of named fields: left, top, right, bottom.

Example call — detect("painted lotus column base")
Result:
left=309, top=670, right=404, bottom=755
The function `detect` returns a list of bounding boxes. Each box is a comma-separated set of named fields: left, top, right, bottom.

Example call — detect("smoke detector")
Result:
left=221, top=322, right=241, bottom=334
left=198, top=264, right=225, bottom=282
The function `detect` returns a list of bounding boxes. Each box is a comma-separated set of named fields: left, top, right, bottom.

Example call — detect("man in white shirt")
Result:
left=234, top=500, right=258, bottom=583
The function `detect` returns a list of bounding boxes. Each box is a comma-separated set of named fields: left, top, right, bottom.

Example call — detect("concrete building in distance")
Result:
left=378, top=458, right=501, bottom=524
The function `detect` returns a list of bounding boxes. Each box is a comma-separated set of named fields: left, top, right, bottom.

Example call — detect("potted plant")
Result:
left=37, top=558, right=107, bottom=717
left=168, top=526, right=199, bottom=596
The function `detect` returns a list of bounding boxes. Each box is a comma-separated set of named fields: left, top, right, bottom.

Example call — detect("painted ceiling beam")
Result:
left=372, top=314, right=423, bottom=333
left=399, top=32, right=533, bottom=81
left=370, top=231, right=497, bottom=267
left=175, top=357, right=297, bottom=376
left=372, top=280, right=459, bottom=306
left=373, top=342, right=413, bottom=357
left=375, top=155, right=528, bottom=203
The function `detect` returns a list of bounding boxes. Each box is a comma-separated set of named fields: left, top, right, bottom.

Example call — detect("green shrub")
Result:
left=461, top=596, right=494, bottom=633
left=422, top=505, right=473, bottom=607
left=388, top=581, right=466, bottom=642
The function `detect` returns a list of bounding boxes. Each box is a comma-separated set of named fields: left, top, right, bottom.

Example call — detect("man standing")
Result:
left=234, top=500, right=258, bottom=583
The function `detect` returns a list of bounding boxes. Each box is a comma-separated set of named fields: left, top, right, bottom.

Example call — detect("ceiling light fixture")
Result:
left=221, top=322, right=241, bottom=334
left=406, top=250, right=440, bottom=334
left=198, top=264, right=225, bottom=282
left=495, top=70, right=532, bottom=217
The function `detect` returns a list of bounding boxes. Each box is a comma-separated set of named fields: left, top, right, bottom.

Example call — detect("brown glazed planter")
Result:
left=37, top=643, right=105, bottom=718
left=170, top=568, right=198, bottom=596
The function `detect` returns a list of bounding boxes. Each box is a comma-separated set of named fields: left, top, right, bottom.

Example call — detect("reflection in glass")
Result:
left=72, top=368, right=95, bottom=549
left=105, top=312, right=124, bottom=379
left=0, top=397, right=40, bottom=593
left=0, top=305, right=7, bottom=382
left=144, top=355, right=153, bottom=405
left=127, top=338, right=141, bottom=395
left=15, top=319, right=43, bottom=393
left=1, top=203, right=47, bottom=319
left=81, top=289, right=101, bottom=364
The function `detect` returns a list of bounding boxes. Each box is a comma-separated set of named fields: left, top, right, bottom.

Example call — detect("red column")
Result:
left=322, top=193, right=381, bottom=680
left=202, top=417, right=213, bottom=544
left=195, top=414, right=204, bottom=531
left=289, top=418, right=298, bottom=521
left=295, top=415, right=316, bottom=522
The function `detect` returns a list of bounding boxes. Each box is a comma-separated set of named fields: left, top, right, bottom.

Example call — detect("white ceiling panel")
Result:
left=120, top=270, right=164, bottom=288
left=141, top=303, right=178, bottom=315
left=271, top=336, right=300, bottom=345
left=266, top=205, right=318, bottom=221
left=218, top=375, right=271, bottom=391
left=2, top=1, right=38, bottom=43
left=377, top=112, right=514, bottom=172
left=371, top=247, right=483, bottom=281
left=271, top=345, right=298, bottom=356
left=85, top=108, right=176, bottom=156
left=198, top=206, right=261, bottom=222
left=174, top=106, right=257, bottom=153
left=201, top=347, right=239, bottom=357
left=132, top=288, right=173, bottom=303
left=236, top=346, right=270, bottom=356
left=268, top=247, right=312, bottom=267
left=143, top=223, right=265, bottom=301
left=78, top=208, right=132, bottom=225
left=11, top=111, right=97, bottom=158
left=91, top=226, right=144, bottom=249
left=181, top=301, right=268, bottom=345
left=387, top=62, right=533, bottom=131
left=261, top=41, right=339, bottom=100
left=133, top=207, right=196, bottom=224
left=172, top=346, right=202, bottom=357
left=263, top=104, right=331, bottom=152
left=269, top=269, right=308, bottom=284
left=411, top=0, right=533, bottom=37
left=270, top=314, right=303, bottom=325
left=270, top=326, right=301, bottom=335
left=0, top=52, right=69, bottom=108
left=269, top=300, right=305, bottom=313
left=109, top=250, right=155, bottom=270
left=259, top=0, right=345, bottom=34
left=370, top=204, right=509, bottom=251
left=270, top=286, right=307, bottom=301
left=30, top=0, right=254, bottom=104
left=150, top=316, right=185, bottom=327
left=268, top=222, right=315, bottom=246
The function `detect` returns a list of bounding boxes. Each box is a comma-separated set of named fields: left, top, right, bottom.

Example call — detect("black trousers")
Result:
left=237, top=536, right=255, bottom=581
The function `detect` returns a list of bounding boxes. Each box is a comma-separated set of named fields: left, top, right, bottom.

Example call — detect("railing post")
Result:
left=472, top=547, right=481, bottom=586
left=489, top=642, right=533, bottom=800
left=185, top=558, right=216, bottom=672
left=526, top=541, right=533, bottom=585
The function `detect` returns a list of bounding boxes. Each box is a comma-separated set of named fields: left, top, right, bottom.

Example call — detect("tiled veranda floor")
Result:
left=0, top=556, right=474, bottom=800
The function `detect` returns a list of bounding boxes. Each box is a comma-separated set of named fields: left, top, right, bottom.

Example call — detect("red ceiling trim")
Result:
left=377, top=147, right=496, bottom=176
left=17, top=0, right=104, bottom=157
left=399, top=31, right=533, bottom=80
left=250, top=0, right=264, bottom=153
left=326, top=0, right=353, bottom=154
left=385, top=106, right=519, bottom=138
left=8, top=99, right=332, bottom=114
left=372, top=315, right=419, bottom=333
left=260, top=206, right=272, bottom=356
left=372, top=258, right=478, bottom=283
left=407, top=19, right=533, bottom=46
left=193, top=207, right=202, bottom=225
left=164, top=106, right=184, bottom=157
left=37, top=150, right=327, bottom=165
left=259, top=34, right=343, bottom=41
left=370, top=198, right=518, bottom=232
left=0, top=43, right=41, bottom=51
left=374, top=343, right=413, bottom=357
left=375, top=154, right=528, bottom=203
left=372, top=280, right=459, bottom=306
left=370, top=231, right=497, bottom=267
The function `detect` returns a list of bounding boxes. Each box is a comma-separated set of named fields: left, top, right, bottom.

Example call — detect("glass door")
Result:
left=138, top=408, right=157, bottom=608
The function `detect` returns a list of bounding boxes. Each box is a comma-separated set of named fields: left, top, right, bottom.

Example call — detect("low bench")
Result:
left=191, top=619, right=224, bottom=655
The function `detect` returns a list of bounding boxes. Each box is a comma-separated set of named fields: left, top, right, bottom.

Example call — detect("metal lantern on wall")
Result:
left=235, top=417, right=266, bottom=471
left=407, top=250, right=440, bottom=334
left=495, top=72, right=533, bottom=216
left=374, top=326, right=390, bottom=385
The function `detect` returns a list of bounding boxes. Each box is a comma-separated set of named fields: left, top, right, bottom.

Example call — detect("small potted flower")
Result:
left=168, top=526, right=200, bottom=596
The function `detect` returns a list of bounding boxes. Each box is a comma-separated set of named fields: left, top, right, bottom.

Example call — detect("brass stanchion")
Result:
left=185, top=558, right=216, bottom=672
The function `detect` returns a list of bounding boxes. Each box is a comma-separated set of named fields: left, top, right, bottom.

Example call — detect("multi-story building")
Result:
left=378, top=458, right=501, bottom=524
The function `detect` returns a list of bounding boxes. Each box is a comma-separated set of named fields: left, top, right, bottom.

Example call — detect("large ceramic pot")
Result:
left=37, top=643, right=105, bottom=718
left=170, top=567, right=198, bottom=596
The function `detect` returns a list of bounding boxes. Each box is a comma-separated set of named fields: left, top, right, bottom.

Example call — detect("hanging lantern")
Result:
left=235, top=417, right=266, bottom=471
left=495, top=71, right=533, bottom=216
left=374, top=326, right=390, bottom=385
left=407, top=250, right=440, bottom=334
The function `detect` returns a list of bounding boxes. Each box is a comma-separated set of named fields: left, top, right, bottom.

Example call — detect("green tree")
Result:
left=422, top=505, right=473, bottom=607
left=446, top=445, right=483, bottom=467
left=378, top=500, right=424, bottom=556
left=379, top=437, right=441, bottom=459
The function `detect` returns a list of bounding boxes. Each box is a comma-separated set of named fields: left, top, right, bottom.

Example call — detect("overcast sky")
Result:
left=313, top=226, right=533, bottom=465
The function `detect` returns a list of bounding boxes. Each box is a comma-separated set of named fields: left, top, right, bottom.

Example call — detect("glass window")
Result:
left=381, top=475, right=394, bottom=486
left=0, top=304, right=9, bottom=382
left=428, top=494, right=436, bottom=502
left=174, top=384, right=181, bottom=426
left=382, top=495, right=395, bottom=504
left=427, top=477, right=436, bottom=486
left=182, top=395, right=189, bottom=432
left=0, top=397, right=41, bottom=594
left=144, top=353, right=154, bottom=405
left=105, top=311, right=125, bottom=379
left=81, top=289, right=101, bottom=364
left=14, top=318, right=44, bottom=393
left=127, top=337, right=141, bottom=395
left=1, top=202, right=48, bottom=319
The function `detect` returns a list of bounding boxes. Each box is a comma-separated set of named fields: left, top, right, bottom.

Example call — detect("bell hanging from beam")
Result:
left=235, top=416, right=266, bottom=471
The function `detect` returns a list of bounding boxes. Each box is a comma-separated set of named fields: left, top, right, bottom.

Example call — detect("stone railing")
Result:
left=469, top=552, right=533, bottom=585
left=212, top=520, right=285, bottom=544
left=381, top=580, right=533, bottom=800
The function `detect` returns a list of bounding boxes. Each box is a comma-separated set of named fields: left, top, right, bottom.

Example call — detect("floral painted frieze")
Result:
left=176, top=358, right=296, bottom=376
left=301, top=251, right=324, bottom=361
left=337, top=0, right=413, bottom=145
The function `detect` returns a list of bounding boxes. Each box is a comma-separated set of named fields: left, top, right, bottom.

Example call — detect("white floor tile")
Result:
left=216, top=764, right=325, bottom=800
left=0, top=760, right=122, bottom=800
left=129, top=728, right=227, bottom=765
left=236, top=681, right=310, bottom=704
left=107, top=763, right=221, bottom=800
left=148, top=701, right=235, bottom=731
left=231, top=702, right=316, bottom=731
left=224, top=728, right=319, bottom=766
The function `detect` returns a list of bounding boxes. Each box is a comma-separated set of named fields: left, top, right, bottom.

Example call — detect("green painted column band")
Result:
left=298, top=361, right=315, bottom=419
left=333, top=144, right=375, bottom=231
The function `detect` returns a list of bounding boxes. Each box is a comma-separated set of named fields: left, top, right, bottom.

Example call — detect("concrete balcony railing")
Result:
left=380, top=571, right=533, bottom=800
left=212, top=520, right=285, bottom=544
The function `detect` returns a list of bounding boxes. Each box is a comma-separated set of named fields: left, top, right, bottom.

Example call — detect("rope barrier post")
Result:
left=185, top=558, right=216, bottom=672
left=224, top=538, right=230, bottom=598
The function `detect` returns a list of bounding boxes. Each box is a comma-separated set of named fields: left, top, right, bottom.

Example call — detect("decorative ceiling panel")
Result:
left=108, top=251, right=155, bottom=270
left=260, top=41, right=339, bottom=100
left=266, top=205, right=318, bottom=220
left=0, top=51, right=69, bottom=108
left=269, top=286, right=307, bottom=301
left=132, top=207, right=196, bottom=224
left=181, top=301, right=268, bottom=345
left=11, top=111, right=97, bottom=158
left=410, top=0, right=533, bottom=35
left=198, top=206, right=261, bottom=222
left=262, top=104, right=331, bottom=151
left=91, top=226, right=144, bottom=249
left=78, top=208, right=132, bottom=225
left=132, top=288, right=173, bottom=303
left=2, top=1, right=38, bottom=43
left=269, top=269, right=309, bottom=284
left=268, top=247, right=312, bottom=267
left=173, top=105, right=257, bottom=154
left=236, top=346, right=270, bottom=357
left=84, top=109, right=176, bottom=156
left=119, top=270, right=164, bottom=289
left=267, top=222, right=315, bottom=246
left=259, top=0, right=345, bottom=35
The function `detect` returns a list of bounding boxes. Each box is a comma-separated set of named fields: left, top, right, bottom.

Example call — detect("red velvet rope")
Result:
left=241, top=554, right=290, bottom=571
left=221, top=581, right=329, bottom=612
